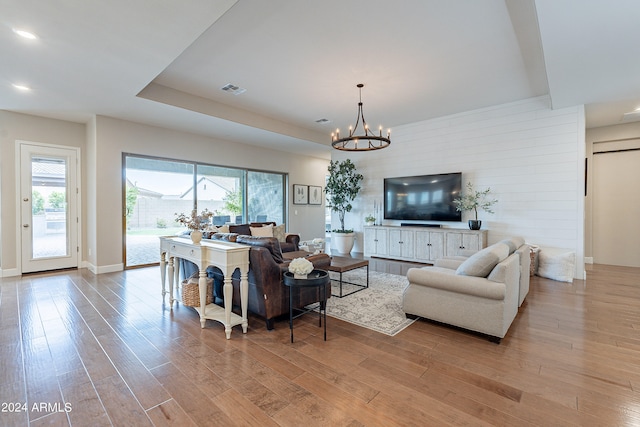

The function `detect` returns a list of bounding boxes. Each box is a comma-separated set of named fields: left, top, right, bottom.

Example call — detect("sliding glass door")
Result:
left=247, top=171, right=285, bottom=224
left=123, top=154, right=287, bottom=268
left=124, top=156, right=194, bottom=267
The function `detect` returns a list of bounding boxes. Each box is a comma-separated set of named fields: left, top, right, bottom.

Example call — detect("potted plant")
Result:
left=364, top=214, right=376, bottom=226
left=453, top=181, right=497, bottom=230
left=325, top=159, right=364, bottom=253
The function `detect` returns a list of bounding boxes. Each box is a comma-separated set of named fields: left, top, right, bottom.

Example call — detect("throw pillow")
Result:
left=207, top=224, right=229, bottom=233
left=537, top=249, right=575, bottom=283
left=273, top=224, right=286, bottom=243
left=456, top=243, right=509, bottom=277
left=250, top=224, right=274, bottom=237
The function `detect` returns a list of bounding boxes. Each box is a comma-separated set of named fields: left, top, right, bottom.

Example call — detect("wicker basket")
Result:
left=181, top=277, right=213, bottom=307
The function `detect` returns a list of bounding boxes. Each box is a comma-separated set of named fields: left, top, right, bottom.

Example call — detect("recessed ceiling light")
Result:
left=13, top=28, right=38, bottom=40
left=12, top=83, right=31, bottom=91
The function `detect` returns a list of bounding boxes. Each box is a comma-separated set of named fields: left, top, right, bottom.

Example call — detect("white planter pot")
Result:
left=332, top=232, right=355, bottom=254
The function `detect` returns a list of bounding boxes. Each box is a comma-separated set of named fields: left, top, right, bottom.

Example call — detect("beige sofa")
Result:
left=435, top=237, right=531, bottom=306
left=402, top=240, right=522, bottom=342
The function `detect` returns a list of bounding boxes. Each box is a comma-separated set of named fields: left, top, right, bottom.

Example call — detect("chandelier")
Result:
left=331, top=84, right=391, bottom=151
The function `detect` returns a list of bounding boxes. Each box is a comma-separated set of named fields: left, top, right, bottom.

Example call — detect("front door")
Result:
left=19, top=143, right=79, bottom=273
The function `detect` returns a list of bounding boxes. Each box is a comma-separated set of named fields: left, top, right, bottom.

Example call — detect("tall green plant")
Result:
left=325, top=159, right=363, bottom=232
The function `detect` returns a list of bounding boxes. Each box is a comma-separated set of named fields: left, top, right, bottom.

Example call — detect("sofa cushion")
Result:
left=456, top=242, right=509, bottom=277
left=229, top=223, right=251, bottom=235
left=250, top=224, right=273, bottom=237
left=210, top=232, right=238, bottom=242
left=407, top=267, right=506, bottom=300
left=499, top=237, right=525, bottom=254
left=236, top=235, right=284, bottom=264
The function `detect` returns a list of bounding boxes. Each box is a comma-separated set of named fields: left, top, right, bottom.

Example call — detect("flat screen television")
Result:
left=384, top=172, right=462, bottom=222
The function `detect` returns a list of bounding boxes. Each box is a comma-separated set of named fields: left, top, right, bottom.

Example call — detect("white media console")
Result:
left=363, top=225, right=487, bottom=264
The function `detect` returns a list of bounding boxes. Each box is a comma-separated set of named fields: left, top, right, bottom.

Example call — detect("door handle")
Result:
left=23, top=224, right=30, bottom=228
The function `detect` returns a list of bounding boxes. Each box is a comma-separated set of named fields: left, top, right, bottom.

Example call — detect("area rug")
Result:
left=321, top=269, right=418, bottom=336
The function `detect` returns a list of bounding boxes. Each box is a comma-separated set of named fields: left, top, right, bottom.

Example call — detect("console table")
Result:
left=159, top=236, right=250, bottom=339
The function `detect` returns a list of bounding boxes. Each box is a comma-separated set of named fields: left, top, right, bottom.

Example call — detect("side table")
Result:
left=283, top=270, right=329, bottom=343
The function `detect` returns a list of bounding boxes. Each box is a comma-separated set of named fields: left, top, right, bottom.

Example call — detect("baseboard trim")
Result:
left=584, top=257, right=594, bottom=264
left=88, top=263, right=124, bottom=275
left=1, top=268, right=21, bottom=277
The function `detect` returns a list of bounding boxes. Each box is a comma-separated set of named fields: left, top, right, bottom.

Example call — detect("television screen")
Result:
left=384, top=172, right=462, bottom=221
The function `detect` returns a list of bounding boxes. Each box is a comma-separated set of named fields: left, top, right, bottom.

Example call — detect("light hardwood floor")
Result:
left=1, top=260, right=639, bottom=426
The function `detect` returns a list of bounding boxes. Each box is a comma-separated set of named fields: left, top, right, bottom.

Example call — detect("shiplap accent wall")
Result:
left=332, top=96, right=585, bottom=279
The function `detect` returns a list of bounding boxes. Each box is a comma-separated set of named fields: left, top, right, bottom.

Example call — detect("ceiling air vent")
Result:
left=622, top=110, right=640, bottom=123
left=315, top=118, right=331, bottom=124
left=220, top=83, right=246, bottom=95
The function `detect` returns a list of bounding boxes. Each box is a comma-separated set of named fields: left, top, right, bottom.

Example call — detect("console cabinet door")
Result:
left=445, top=231, right=482, bottom=256
left=415, top=231, right=430, bottom=260
left=462, top=233, right=481, bottom=253
left=364, top=227, right=388, bottom=256
left=375, top=228, right=388, bottom=256
left=415, top=230, right=444, bottom=262
left=445, top=232, right=463, bottom=256
left=388, top=229, right=414, bottom=259
left=429, top=232, right=444, bottom=261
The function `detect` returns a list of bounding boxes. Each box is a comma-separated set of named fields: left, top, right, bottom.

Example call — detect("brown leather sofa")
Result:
left=182, top=232, right=330, bottom=330
left=227, top=222, right=300, bottom=252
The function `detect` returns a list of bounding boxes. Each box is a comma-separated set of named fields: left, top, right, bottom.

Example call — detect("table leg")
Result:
left=323, top=282, right=327, bottom=341
left=199, top=269, right=207, bottom=329
left=160, top=251, right=166, bottom=297
left=366, top=264, right=369, bottom=289
left=168, top=257, right=175, bottom=309
left=174, top=259, right=181, bottom=304
left=289, top=285, right=294, bottom=343
left=240, top=270, right=249, bottom=334
left=223, top=276, right=233, bottom=339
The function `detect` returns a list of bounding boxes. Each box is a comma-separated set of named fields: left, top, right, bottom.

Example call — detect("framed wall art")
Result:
left=293, top=184, right=308, bottom=204
left=308, top=185, right=322, bottom=205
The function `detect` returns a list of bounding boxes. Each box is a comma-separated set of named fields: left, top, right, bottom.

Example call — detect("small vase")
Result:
left=293, top=273, right=308, bottom=279
left=190, top=230, right=203, bottom=244
left=468, top=220, right=482, bottom=230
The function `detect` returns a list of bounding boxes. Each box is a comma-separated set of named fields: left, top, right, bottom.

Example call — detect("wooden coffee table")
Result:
left=327, top=256, right=369, bottom=298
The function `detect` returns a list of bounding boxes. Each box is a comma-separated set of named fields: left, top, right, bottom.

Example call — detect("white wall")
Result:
left=332, top=96, right=586, bottom=279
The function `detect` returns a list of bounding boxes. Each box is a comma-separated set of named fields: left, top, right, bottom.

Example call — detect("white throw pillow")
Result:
left=537, top=249, right=575, bottom=283
left=208, top=224, right=229, bottom=233
left=250, top=224, right=274, bottom=237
